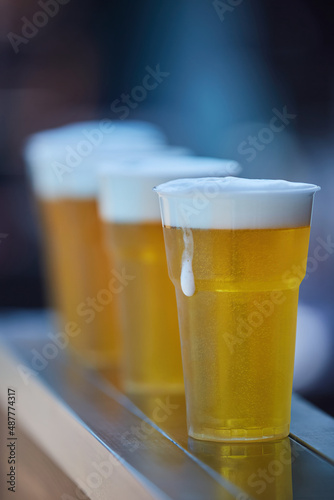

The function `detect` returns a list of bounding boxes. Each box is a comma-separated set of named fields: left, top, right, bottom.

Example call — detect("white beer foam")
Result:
left=156, top=177, right=320, bottom=297
left=155, top=177, right=320, bottom=230
left=61, top=147, right=192, bottom=199
left=98, top=157, right=241, bottom=222
left=180, top=228, right=195, bottom=297
left=29, top=147, right=191, bottom=200
left=24, top=121, right=167, bottom=199
left=25, top=120, right=166, bottom=163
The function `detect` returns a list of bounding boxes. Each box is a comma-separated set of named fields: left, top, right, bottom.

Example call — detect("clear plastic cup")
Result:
left=24, top=120, right=167, bottom=367
left=155, top=177, right=320, bottom=441
left=98, top=159, right=240, bottom=393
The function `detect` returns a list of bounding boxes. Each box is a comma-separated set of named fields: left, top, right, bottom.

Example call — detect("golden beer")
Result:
left=164, top=225, right=310, bottom=441
left=37, top=199, right=77, bottom=327
left=25, top=120, right=167, bottom=367
left=156, top=176, right=320, bottom=441
left=98, top=157, right=239, bottom=393
left=38, top=198, right=122, bottom=366
left=103, top=222, right=183, bottom=393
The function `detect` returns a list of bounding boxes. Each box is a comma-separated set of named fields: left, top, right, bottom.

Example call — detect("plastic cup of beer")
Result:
left=155, top=176, right=320, bottom=441
left=24, top=120, right=168, bottom=368
left=98, top=158, right=240, bottom=394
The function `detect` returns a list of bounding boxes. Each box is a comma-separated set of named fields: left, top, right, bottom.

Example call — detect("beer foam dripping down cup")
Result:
left=180, top=228, right=195, bottom=297
left=99, top=163, right=240, bottom=298
left=154, top=176, right=321, bottom=442
left=98, top=158, right=241, bottom=394
left=155, top=176, right=320, bottom=296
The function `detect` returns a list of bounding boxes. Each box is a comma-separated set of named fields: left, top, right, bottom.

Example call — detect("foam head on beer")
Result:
left=24, top=120, right=167, bottom=200
left=155, top=176, right=320, bottom=229
left=25, top=120, right=166, bottom=161
left=155, top=177, right=320, bottom=297
left=98, top=157, right=241, bottom=224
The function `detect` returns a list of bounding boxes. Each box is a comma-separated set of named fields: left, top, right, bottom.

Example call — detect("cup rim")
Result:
left=153, top=176, right=321, bottom=198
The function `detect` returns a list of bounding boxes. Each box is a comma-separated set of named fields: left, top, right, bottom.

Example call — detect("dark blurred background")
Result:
left=0, top=0, right=333, bottom=413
